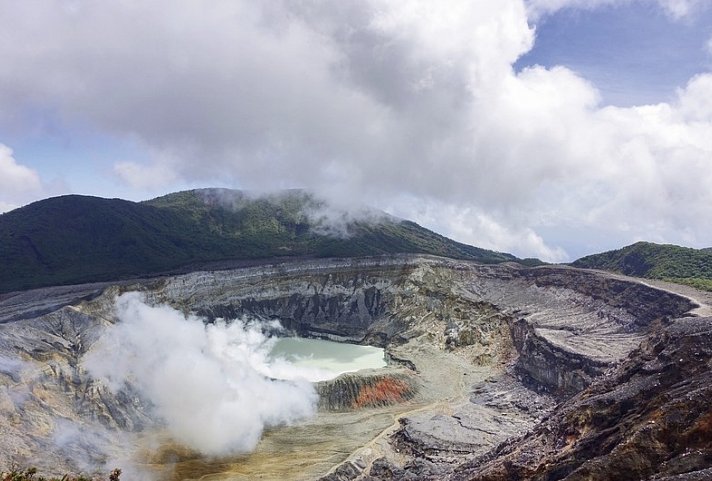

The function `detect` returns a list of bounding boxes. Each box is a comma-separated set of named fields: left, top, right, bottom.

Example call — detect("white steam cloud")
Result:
left=50, top=419, right=151, bottom=481
left=195, top=187, right=395, bottom=239
left=0, top=354, right=27, bottom=380
left=0, top=355, right=32, bottom=409
left=304, top=203, right=394, bottom=239
left=81, top=293, right=318, bottom=456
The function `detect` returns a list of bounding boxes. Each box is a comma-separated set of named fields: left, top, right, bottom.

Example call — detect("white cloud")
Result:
left=0, top=1, right=710, bottom=258
left=391, top=199, right=569, bottom=262
left=526, top=0, right=705, bottom=19
left=0, top=144, right=43, bottom=213
left=676, top=73, right=712, bottom=121
left=81, top=293, right=317, bottom=456
left=0, top=201, right=19, bottom=213
left=656, top=0, right=704, bottom=19
left=114, top=156, right=178, bottom=190
left=526, top=0, right=618, bottom=18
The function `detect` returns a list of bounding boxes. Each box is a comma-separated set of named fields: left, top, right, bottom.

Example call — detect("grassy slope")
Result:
left=572, top=241, right=712, bottom=291
left=0, top=189, right=518, bottom=293
left=144, top=189, right=520, bottom=262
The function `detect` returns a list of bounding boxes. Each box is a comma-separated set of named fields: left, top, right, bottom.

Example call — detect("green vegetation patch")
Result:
left=573, top=241, right=712, bottom=291
left=0, top=189, right=521, bottom=293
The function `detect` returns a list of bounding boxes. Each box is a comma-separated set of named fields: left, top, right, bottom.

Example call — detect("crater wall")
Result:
left=0, top=255, right=699, bottom=480
left=146, top=257, right=695, bottom=396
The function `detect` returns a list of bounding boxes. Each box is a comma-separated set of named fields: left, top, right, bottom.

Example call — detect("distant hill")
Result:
left=0, top=189, right=521, bottom=293
left=572, top=241, right=712, bottom=291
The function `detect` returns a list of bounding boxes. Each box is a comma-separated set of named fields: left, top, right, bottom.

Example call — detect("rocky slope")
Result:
left=0, top=255, right=702, bottom=480
left=454, top=316, right=712, bottom=481
left=347, top=316, right=712, bottom=481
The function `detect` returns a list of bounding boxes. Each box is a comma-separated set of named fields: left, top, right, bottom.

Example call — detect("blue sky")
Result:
left=0, top=0, right=711, bottom=261
left=518, top=1, right=712, bottom=106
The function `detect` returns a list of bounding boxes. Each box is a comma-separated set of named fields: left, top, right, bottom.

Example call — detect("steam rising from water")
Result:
left=81, top=293, right=318, bottom=456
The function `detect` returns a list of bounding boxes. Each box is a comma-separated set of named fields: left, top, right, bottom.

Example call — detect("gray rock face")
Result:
left=447, top=316, right=712, bottom=481
left=0, top=255, right=701, bottom=480
left=509, top=318, right=610, bottom=397
left=147, top=257, right=409, bottom=340
left=0, top=304, right=153, bottom=475
left=391, top=375, right=555, bottom=464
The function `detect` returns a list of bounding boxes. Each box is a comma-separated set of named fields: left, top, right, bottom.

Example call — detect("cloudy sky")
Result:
left=0, top=0, right=711, bottom=261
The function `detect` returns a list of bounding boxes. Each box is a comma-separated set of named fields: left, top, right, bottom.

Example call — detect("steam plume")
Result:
left=81, top=293, right=317, bottom=456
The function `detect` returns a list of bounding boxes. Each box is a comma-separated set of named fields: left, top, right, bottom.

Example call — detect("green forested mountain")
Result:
left=572, top=241, right=712, bottom=291
left=0, top=189, right=518, bottom=293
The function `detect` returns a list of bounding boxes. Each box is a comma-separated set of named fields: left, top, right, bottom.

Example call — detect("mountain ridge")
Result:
left=0, top=189, right=522, bottom=294
left=572, top=241, right=712, bottom=291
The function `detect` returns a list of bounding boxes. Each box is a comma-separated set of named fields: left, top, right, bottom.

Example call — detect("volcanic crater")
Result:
left=0, top=254, right=709, bottom=481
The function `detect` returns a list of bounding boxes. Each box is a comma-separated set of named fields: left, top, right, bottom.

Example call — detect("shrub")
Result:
left=0, top=468, right=120, bottom=481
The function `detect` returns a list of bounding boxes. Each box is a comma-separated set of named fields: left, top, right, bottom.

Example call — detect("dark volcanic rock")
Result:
left=521, top=267, right=696, bottom=327
left=450, top=317, right=712, bottom=481
left=152, top=258, right=411, bottom=340
left=509, top=318, right=610, bottom=397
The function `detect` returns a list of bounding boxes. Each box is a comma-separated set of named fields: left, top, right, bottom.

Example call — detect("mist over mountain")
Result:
left=0, top=188, right=523, bottom=294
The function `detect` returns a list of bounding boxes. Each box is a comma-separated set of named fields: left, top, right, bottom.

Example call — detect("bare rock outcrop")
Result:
left=316, top=370, right=418, bottom=411
left=449, top=316, right=712, bottom=481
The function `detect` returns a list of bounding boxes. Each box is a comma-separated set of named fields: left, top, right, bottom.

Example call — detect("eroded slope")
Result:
left=449, top=317, right=712, bottom=481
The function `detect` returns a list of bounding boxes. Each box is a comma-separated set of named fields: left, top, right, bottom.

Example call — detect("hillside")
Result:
left=0, top=189, right=519, bottom=293
left=572, top=241, right=712, bottom=291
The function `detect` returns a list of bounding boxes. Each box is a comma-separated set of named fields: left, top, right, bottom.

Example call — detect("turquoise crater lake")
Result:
left=268, top=338, right=386, bottom=382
